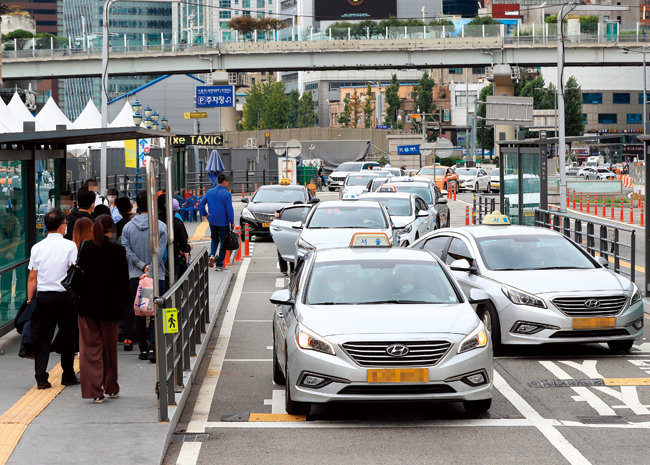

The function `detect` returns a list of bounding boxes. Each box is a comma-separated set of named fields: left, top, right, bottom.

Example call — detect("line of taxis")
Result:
left=267, top=178, right=643, bottom=416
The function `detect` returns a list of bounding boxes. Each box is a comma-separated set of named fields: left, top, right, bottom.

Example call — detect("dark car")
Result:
left=240, top=185, right=318, bottom=239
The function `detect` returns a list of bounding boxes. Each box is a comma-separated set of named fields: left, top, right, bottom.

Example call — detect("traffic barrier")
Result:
left=641, top=202, right=645, bottom=227
left=572, top=190, right=576, bottom=210
left=594, top=195, right=599, bottom=215
left=611, top=198, right=615, bottom=219
left=224, top=250, right=231, bottom=268
left=465, top=206, right=470, bottom=226
left=255, top=183, right=258, bottom=191
left=602, top=197, right=606, bottom=218
left=586, top=194, right=590, bottom=214
left=630, top=202, right=634, bottom=225
left=241, top=184, right=245, bottom=199
left=620, top=198, right=624, bottom=222
left=244, top=223, right=251, bottom=257
left=234, top=226, right=242, bottom=262
left=579, top=192, right=583, bottom=212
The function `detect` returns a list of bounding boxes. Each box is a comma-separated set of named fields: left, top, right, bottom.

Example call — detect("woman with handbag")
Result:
left=76, top=214, right=130, bottom=403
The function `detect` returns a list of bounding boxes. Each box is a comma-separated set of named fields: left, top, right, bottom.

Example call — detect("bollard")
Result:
left=641, top=202, right=645, bottom=227
left=594, top=195, right=599, bottom=215
left=579, top=192, right=583, bottom=212
left=244, top=223, right=251, bottom=257
left=235, top=226, right=243, bottom=262
left=611, top=198, right=615, bottom=220
left=566, top=189, right=570, bottom=208
left=630, top=202, right=634, bottom=225
left=255, top=183, right=258, bottom=191
left=224, top=250, right=231, bottom=268
left=602, top=197, right=606, bottom=218
left=586, top=194, right=590, bottom=214
left=620, top=198, right=624, bottom=222
left=465, top=206, right=470, bottom=226
left=572, top=190, right=576, bottom=210
left=241, top=184, right=245, bottom=199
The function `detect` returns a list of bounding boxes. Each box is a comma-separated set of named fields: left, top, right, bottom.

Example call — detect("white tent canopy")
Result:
left=72, top=99, right=102, bottom=130
left=7, top=92, right=46, bottom=131
left=35, top=97, right=72, bottom=131
left=0, top=97, right=20, bottom=132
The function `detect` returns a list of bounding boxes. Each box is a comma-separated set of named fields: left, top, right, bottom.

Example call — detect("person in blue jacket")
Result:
left=198, top=173, right=234, bottom=270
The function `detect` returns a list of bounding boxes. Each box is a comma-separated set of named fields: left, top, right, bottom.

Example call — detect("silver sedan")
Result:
left=410, top=225, right=644, bottom=353
left=271, top=245, right=493, bottom=415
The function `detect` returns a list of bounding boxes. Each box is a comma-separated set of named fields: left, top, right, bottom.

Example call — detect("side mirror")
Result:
left=449, top=259, right=477, bottom=274
left=309, top=197, right=320, bottom=204
left=291, top=221, right=304, bottom=229
left=417, top=210, right=429, bottom=218
left=440, top=190, right=448, bottom=197
left=241, top=198, right=249, bottom=204
left=436, top=197, right=448, bottom=205
left=597, top=256, right=609, bottom=268
left=468, top=289, right=490, bottom=305
left=270, top=289, right=294, bottom=306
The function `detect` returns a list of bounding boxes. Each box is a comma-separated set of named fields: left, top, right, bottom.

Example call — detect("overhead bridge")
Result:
left=1, top=38, right=645, bottom=80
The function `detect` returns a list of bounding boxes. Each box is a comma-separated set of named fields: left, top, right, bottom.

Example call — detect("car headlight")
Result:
left=241, top=208, right=255, bottom=221
left=458, top=323, right=489, bottom=354
left=630, top=283, right=642, bottom=305
left=297, top=237, right=315, bottom=252
left=296, top=324, right=335, bottom=355
left=396, top=224, right=412, bottom=234
left=501, top=285, right=546, bottom=308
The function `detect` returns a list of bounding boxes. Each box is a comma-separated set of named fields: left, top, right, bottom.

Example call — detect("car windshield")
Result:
left=307, top=205, right=388, bottom=229
left=336, top=163, right=363, bottom=173
left=490, top=169, right=499, bottom=176
left=370, top=179, right=388, bottom=191
left=456, top=168, right=477, bottom=176
left=346, top=175, right=377, bottom=186
left=363, top=197, right=412, bottom=216
left=251, top=188, right=305, bottom=203
left=418, top=167, right=446, bottom=176
left=391, top=185, right=433, bottom=204
left=306, top=260, right=459, bottom=305
left=476, top=234, right=596, bottom=271
left=597, top=169, right=611, bottom=173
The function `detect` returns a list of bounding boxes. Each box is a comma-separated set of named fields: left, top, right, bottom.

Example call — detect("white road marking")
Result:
left=266, top=346, right=273, bottom=350
left=275, top=278, right=285, bottom=288
left=628, top=359, right=650, bottom=375
left=271, top=389, right=287, bottom=414
left=493, top=370, right=592, bottom=465
left=235, top=319, right=273, bottom=323
left=224, top=359, right=273, bottom=362
left=175, top=442, right=202, bottom=465
left=242, top=291, right=275, bottom=294
left=186, top=257, right=251, bottom=434
left=204, top=419, right=534, bottom=429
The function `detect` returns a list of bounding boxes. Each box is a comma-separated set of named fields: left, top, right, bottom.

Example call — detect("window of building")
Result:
left=582, top=93, right=602, bottom=104
left=257, top=10, right=265, bottom=17
left=305, top=83, right=318, bottom=91
left=243, top=10, right=250, bottom=15
left=449, top=67, right=463, bottom=74
left=627, top=113, right=643, bottom=124
left=455, top=90, right=477, bottom=108
left=472, top=67, right=485, bottom=74
left=583, top=113, right=588, bottom=124
left=598, top=113, right=617, bottom=124
left=612, top=93, right=630, bottom=104
left=220, top=22, right=229, bottom=29
left=219, top=10, right=231, bottom=18
left=243, top=0, right=250, bottom=7
left=257, top=0, right=264, bottom=7
left=222, top=31, right=232, bottom=41
left=639, top=93, right=650, bottom=104
left=219, top=0, right=231, bottom=7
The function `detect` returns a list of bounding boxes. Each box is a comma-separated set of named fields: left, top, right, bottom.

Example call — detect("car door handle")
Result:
left=271, top=226, right=281, bottom=231
left=276, top=311, right=283, bottom=317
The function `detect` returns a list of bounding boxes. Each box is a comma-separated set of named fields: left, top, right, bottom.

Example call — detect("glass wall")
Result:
left=501, top=149, right=541, bottom=226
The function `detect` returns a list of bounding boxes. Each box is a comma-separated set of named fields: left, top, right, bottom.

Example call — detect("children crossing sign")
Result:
left=163, top=308, right=179, bottom=334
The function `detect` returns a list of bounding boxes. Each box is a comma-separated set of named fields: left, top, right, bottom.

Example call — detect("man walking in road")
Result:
left=199, top=173, right=234, bottom=270
left=27, top=209, right=79, bottom=389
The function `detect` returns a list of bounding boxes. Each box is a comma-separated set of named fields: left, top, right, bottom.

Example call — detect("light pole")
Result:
left=556, top=1, right=573, bottom=212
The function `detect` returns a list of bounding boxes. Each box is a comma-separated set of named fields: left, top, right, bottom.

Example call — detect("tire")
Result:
left=477, top=303, right=502, bottom=355
left=484, top=182, right=491, bottom=193
left=328, top=187, right=335, bottom=192
left=607, top=340, right=634, bottom=353
left=463, top=398, right=492, bottom=414
left=473, top=183, right=478, bottom=193
left=272, top=333, right=285, bottom=385
left=285, top=363, right=310, bottom=415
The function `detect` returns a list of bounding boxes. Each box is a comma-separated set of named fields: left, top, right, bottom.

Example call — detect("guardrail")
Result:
left=186, top=169, right=280, bottom=195
left=472, top=194, right=500, bottom=224
left=534, top=208, right=636, bottom=283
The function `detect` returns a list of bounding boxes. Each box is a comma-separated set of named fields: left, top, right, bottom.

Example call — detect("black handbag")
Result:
left=223, top=226, right=240, bottom=251
left=61, top=241, right=87, bottom=298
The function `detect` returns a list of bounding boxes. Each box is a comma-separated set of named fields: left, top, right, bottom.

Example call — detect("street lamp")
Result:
left=152, top=110, right=160, bottom=123
left=144, top=117, right=153, bottom=129
left=144, top=105, right=153, bottom=119
left=161, top=116, right=168, bottom=131
left=133, top=111, right=142, bottom=126
left=132, top=99, right=142, bottom=114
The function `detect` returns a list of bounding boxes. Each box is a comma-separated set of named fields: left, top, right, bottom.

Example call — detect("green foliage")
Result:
left=564, top=76, right=584, bottom=136
left=227, top=16, right=284, bottom=36
left=338, top=96, right=351, bottom=127
left=477, top=85, right=494, bottom=150
left=242, top=77, right=310, bottom=130
left=297, top=92, right=317, bottom=127
left=384, top=74, right=401, bottom=128
left=349, top=90, right=362, bottom=128
left=378, top=155, right=389, bottom=166
left=242, top=82, right=265, bottom=130
left=261, top=78, right=288, bottom=129
left=439, top=156, right=460, bottom=167
left=3, top=29, right=34, bottom=40
left=285, top=90, right=300, bottom=128
left=467, top=16, right=500, bottom=26
left=363, top=84, right=375, bottom=129
left=413, top=71, right=436, bottom=132
left=579, top=15, right=599, bottom=34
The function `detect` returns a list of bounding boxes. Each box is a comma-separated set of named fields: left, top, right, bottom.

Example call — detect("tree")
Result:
left=297, top=92, right=317, bottom=127
left=338, top=96, right=351, bottom=127
left=227, top=16, right=259, bottom=36
left=384, top=74, right=401, bottom=128
left=256, top=17, right=284, bottom=31
left=285, top=90, right=300, bottom=128
left=477, top=84, right=494, bottom=151
left=3, top=29, right=33, bottom=40
left=413, top=71, right=436, bottom=133
left=362, top=84, right=375, bottom=128
left=564, top=76, right=584, bottom=136
left=467, top=16, right=500, bottom=26
left=261, top=77, right=288, bottom=129
left=349, top=90, right=362, bottom=128
left=242, top=81, right=265, bottom=130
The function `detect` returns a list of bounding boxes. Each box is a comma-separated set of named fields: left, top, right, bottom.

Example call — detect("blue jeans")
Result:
left=209, top=225, right=229, bottom=267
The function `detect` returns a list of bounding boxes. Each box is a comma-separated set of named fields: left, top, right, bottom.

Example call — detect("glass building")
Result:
left=443, top=0, right=478, bottom=17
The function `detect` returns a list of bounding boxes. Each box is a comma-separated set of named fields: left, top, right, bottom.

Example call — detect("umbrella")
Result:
left=206, top=149, right=225, bottom=187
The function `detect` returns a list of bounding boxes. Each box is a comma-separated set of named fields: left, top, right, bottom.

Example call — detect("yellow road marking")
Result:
left=0, top=359, right=79, bottom=465
left=190, top=220, right=210, bottom=241
left=603, top=378, right=650, bottom=386
left=248, top=413, right=306, bottom=422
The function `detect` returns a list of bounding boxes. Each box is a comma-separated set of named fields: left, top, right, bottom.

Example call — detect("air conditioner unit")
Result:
left=246, top=138, right=257, bottom=147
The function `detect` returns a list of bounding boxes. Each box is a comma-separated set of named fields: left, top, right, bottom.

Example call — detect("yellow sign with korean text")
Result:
left=163, top=308, right=179, bottom=334
left=125, top=139, right=137, bottom=168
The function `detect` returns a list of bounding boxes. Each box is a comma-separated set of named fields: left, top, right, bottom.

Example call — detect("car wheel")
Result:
left=473, top=183, right=478, bottom=193
left=463, top=398, right=492, bottom=414
left=285, top=361, right=310, bottom=415
left=477, top=303, right=502, bottom=355
left=607, top=340, right=634, bottom=353
left=400, top=241, right=409, bottom=247
left=484, top=182, right=490, bottom=193
left=328, top=187, right=335, bottom=192
left=272, top=333, right=285, bottom=385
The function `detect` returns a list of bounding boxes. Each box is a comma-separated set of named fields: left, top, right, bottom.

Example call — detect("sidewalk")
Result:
left=0, top=266, right=231, bottom=465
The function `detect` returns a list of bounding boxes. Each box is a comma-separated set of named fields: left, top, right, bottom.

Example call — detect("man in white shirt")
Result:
left=27, top=209, right=79, bottom=389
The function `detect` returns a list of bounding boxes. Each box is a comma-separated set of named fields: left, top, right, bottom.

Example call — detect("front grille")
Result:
left=338, top=385, right=455, bottom=395
left=252, top=212, right=275, bottom=223
left=550, top=329, right=629, bottom=339
left=552, top=296, right=627, bottom=317
left=341, top=341, right=451, bottom=367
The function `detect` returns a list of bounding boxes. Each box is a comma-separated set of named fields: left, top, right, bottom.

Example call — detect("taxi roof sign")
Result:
left=279, top=177, right=291, bottom=185
left=376, top=184, right=397, bottom=193
left=342, top=192, right=359, bottom=200
left=350, top=232, right=392, bottom=248
left=482, top=210, right=511, bottom=225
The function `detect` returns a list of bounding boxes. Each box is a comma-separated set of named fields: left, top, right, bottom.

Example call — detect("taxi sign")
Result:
left=342, top=192, right=359, bottom=200
left=163, top=308, right=179, bottom=334
left=482, top=210, right=511, bottom=225
left=350, top=232, right=391, bottom=248
left=376, top=184, right=397, bottom=193
left=279, top=177, right=291, bottom=185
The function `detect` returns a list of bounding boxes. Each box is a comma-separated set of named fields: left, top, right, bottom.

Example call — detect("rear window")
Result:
left=336, top=163, right=363, bottom=172
left=392, top=184, right=433, bottom=204
left=307, top=205, right=388, bottom=229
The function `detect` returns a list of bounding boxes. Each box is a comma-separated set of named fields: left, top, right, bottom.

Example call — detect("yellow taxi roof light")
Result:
left=279, top=178, right=291, bottom=185
left=350, top=232, right=392, bottom=248
left=482, top=210, right=511, bottom=226
left=377, top=184, right=397, bottom=192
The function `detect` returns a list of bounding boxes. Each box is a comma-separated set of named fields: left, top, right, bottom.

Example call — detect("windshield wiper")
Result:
left=359, top=300, right=435, bottom=304
left=537, top=266, right=581, bottom=270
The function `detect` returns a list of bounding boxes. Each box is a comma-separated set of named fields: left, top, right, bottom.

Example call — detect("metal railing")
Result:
left=472, top=194, right=500, bottom=224
left=534, top=208, right=636, bottom=283
left=186, top=169, right=280, bottom=195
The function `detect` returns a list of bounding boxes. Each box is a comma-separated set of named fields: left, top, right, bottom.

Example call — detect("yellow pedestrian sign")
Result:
left=164, top=308, right=179, bottom=334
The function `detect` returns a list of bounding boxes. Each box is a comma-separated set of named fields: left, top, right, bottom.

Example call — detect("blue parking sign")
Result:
left=196, top=85, right=235, bottom=108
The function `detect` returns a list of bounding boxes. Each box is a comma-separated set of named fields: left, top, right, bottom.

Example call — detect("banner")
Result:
left=125, top=140, right=137, bottom=168
left=314, top=0, right=396, bottom=20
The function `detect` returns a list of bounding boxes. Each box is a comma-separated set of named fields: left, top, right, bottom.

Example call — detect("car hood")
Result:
left=392, top=215, right=415, bottom=228
left=301, top=228, right=391, bottom=248
left=458, top=175, right=474, bottom=181
left=343, top=185, right=367, bottom=195
left=299, top=304, right=479, bottom=337
left=247, top=202, right=295, bottom=214
left=487, top=268, right=632, bottom=295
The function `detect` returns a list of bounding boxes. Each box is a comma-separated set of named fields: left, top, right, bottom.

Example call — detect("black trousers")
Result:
left=33, top=291, right=76, bottom=384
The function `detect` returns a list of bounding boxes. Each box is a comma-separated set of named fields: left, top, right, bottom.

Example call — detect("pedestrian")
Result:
left=106, top=188, right=122, bottom=222
left=65, top=187, right=95, bottom=240
left=27, top=209, right=79, bottom=389
left=121, top=191, right=167, bottom=362
left=115, top=197, right=134, bottom=239
left=91, top=204, right=111, bottom=221
left=158, top=194, right=193, bottom=280
left=198, top=173, right=234, bottom=270
left=318, top=162, right=326, bottom=190
left=114, top=198, right=135, bottom=350
left=77, top=214, right=130, bottom=403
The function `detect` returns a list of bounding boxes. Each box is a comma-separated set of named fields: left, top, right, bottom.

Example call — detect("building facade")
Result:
left=5, top=0, right=57, bottom=33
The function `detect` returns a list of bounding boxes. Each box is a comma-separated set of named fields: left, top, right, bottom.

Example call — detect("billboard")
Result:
left=315, top=0, right=396, bottom=20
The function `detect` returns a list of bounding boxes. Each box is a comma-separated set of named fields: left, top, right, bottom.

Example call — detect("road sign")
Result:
left=184, top=111, right=208, bottom=119
left=196, top=85, right=235, bottom=108
left=138, top=139, right=150, bottom=167
left=163, top=308, right=178, bottom=334
left=443, top=109, right=450, bottom=122
left=286, top=139, right=302, bottom=158
left=398, top=145, right=420, bottom=155
left=375, top=124, right=389, bottom=129
left=172, top=134, right=223, bottom=147
left=433, top=137, right=454, bottom=158
left=485, top=96, right=534, bottom=126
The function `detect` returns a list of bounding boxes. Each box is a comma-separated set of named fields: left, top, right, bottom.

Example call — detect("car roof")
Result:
left=359, top=192, right=413, bottom=200
left=315, top=200, right=382, bottom=209
left=442, top=225, right=563, bottom=240
left=390, top=180, right=432, bottom=188
left=315, top=247, right=436, bottom=262
left=347, top=172, right=382, bottom=177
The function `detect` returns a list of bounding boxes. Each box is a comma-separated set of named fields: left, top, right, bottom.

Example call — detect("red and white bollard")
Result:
left=244, top=223, right=251, bottom=257
left=594, top=195, right=599, bottom=216
left=465, top=206, right=470, bottom=226
left=235, top=226, right=242, bottom=262
left=620, top=198, right=624, bottom=222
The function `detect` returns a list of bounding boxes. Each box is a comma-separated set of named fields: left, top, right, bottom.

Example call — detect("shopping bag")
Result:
left=134, top=275, right=155, bottom=317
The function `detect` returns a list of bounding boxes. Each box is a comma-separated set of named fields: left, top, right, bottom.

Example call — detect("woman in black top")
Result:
left=77, top=214, right=130, bottom=403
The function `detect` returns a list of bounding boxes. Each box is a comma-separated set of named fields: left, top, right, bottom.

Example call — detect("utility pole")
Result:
left=556, top=2, right=571, bottom=212
left=471, top=97, right=478, bottom=164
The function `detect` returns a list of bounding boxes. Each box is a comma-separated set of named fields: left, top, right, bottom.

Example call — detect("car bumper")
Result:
left=459, top=181, right=475, bottom=190
left=497, top=296, right=644, bottom=345
left=328, top=179, right=345, bottom=189
left=239, top=217, right=271, bottom=237
left=287, top=333, right=493, bottom=404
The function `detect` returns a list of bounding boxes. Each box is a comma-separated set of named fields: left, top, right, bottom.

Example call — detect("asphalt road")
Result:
left=164, top=191, right=650, bottom=465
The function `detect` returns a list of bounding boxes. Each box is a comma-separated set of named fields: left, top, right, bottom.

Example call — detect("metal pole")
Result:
left=100, top=0, right=117, bottom=195
left=471, top=98, right=478, bottom=164
left=557, top=3, right=568, bottom=212
left=165, top=151, right=175, bottom=286
left=644, top=46, right=647, bottom=137
left=420, top=112, right=425, bottom=169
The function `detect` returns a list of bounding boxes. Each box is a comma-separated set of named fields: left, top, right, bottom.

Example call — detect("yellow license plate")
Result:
left=262, top=222, right=270, bottom=227
left=367, top=368, right=428, bottom=383
left=572, top=317, right=615, bottom=330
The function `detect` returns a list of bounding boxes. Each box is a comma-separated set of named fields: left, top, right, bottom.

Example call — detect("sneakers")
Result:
left=93, top=395, right=105, bottom=404
left=215, top=265, right=224, bottom=271
left=138, top=351, right=148, bottom=360
left=123, top=339, right=133, bottom=351
left=208, top=255, right=215, bottom=268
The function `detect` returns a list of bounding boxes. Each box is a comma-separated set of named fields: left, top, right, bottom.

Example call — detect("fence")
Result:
left=472, top=194, right=500, bottom=224
left=534, top=208, right=636, bottom=283
left=186, top=169, right=280, bottom=195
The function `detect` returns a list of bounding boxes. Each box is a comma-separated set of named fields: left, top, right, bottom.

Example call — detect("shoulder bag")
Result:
left=61, top=241, right=88, bottom=298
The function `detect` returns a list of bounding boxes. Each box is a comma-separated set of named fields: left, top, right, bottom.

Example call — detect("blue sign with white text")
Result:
left=397, top=145, right=420, bottom=155
left=196, top=85, right=235, bottom=108
left=375, top=124, right=389, bottom=129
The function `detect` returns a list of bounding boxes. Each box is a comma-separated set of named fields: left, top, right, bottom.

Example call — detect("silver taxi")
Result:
left=270, top=234, right=493, bottom=415
left=410, top=216, right=643, bottom=353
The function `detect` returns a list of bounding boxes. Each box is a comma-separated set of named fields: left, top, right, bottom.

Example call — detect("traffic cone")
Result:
left=235, top=226, right=242, bottom=262
left=224, top=250, right=231, bottom=268
left=244, top=224, right=251, bottom=257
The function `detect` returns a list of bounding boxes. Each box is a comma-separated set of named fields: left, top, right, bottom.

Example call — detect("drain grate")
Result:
left=170, top=433, right=209, bottom=443
left=529, top=378, right=605, bottom=388
left=221, top=413, right=250, bottom=422
left=577, top=416, right=627, bottom=425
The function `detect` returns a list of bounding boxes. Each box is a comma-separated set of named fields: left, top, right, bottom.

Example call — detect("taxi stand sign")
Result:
left=350, top=232, right=392, bottom=248
left=163, top=308, right=179, bottom=334
left=482, top=211, right=511, bottom=226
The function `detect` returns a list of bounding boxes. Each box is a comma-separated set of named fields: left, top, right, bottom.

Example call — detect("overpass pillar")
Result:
left=220, top=106, right=237, bottom=132
left=492, top=64, right=516, bottom=159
